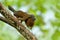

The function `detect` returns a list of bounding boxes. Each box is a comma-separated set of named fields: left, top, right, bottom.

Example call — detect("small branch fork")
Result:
left=0, top=3, right=37, bottom=40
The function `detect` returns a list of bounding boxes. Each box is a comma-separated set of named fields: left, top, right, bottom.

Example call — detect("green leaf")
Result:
left=52, top=30, right=60, bottom=40
left=35, top=15, right=45, bottom=26
left=55, top=12, right=60, bottom=19
left=28, top=8, right=37, bottom=15
left=0, top=21, right=5, bottom=30
left=51, top=20, right=60, bottom=27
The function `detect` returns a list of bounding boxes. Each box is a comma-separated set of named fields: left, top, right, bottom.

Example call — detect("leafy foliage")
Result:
left=0, top=0, right=60, bottom=40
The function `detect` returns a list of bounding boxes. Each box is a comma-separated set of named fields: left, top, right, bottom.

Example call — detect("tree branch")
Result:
left=0, top=3, right=37, bottom=40
left=0, top=16, right=15, bottom=27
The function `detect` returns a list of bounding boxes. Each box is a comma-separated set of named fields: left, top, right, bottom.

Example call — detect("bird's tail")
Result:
left=8, top=6, right=16, bottom=12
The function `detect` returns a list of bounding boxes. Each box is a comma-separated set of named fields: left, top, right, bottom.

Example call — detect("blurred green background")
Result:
left=0, top=0, right=60, bottom=40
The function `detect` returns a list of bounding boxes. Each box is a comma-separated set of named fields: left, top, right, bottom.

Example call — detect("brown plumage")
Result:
left=8, top=6, right=36, bottom=29
left=25, top=15, right=35, bottom=29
